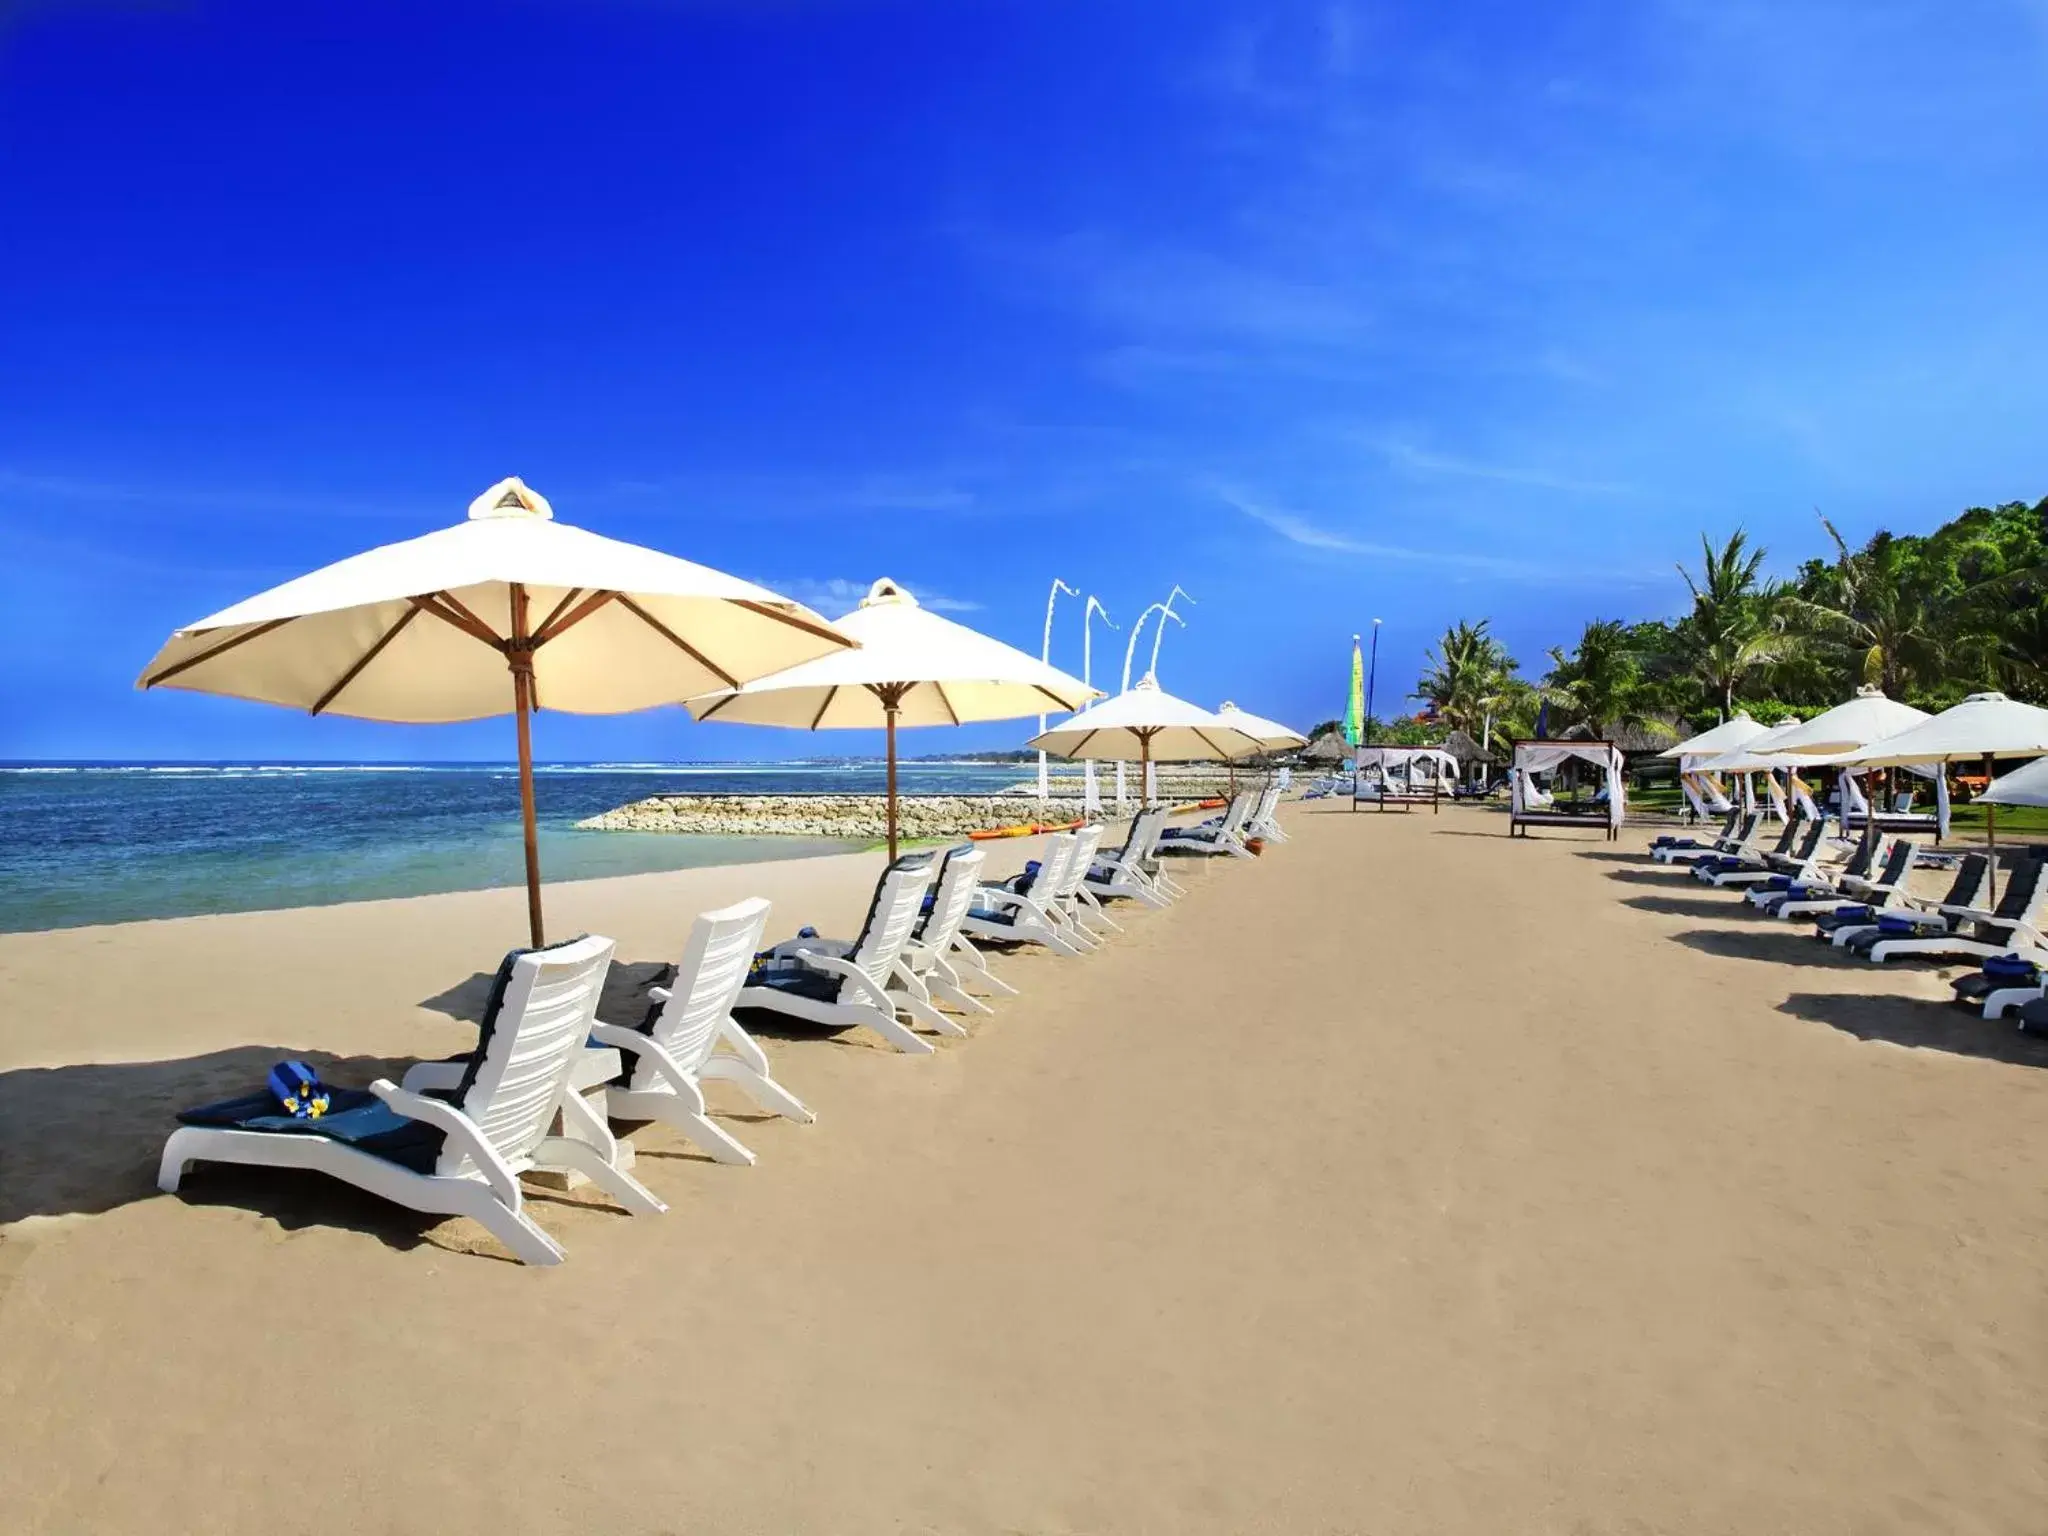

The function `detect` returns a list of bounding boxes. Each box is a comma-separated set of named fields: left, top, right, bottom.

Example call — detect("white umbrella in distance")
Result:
left=1658, top=712, right=1767, bottom=760
left=1028, top=675, right=1264, bottom=802
left=1215, top=701, right=1308, bottom=796
left=1214, top=702, right=1309, bottom=750
left=1764, top=687, right=1929, bottom=757
left=1842, top=691, right=2048, bottom=897
left=138, top=477, right=853, bottom=945
left=686, top=578, right=1098, bottom=860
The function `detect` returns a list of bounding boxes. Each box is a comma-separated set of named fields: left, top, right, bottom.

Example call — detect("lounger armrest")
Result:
left=369, top=1080, right=521, bottom=1208
left=1985, top=918, right=2048, bottom=949
left=1934, top=902, right=1996, bottom=920
left=588, top=1021, right=697, bottom=1094
left=782, top=951, right=895, bottom=1011
left=397, top=1059, right=467, bottom=1094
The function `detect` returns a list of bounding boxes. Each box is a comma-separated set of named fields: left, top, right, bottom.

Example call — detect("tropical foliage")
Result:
left=1400, top=497, right=2048, bottom=743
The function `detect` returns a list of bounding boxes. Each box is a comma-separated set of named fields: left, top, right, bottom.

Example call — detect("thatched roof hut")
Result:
left=1302, top=728, right=1352, bottom=764
left=1440, top=728, right=1492, bottom=767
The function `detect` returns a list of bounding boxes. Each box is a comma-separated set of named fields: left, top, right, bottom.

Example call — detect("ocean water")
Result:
left=0, top=761, right=1032, bottom=933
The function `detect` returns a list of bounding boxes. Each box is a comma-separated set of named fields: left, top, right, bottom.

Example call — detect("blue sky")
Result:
left=4, top=0, right=2047, bottom=760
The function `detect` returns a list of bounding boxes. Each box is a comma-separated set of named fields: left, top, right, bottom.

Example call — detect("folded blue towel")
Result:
left=1833, top=904, right=1871, bottom=919
left=1982, top=953, right=2038, bottom=980
left=266, top=1060, right=329, bottom=1119
left=1876, top=914, right=1918, bottom=935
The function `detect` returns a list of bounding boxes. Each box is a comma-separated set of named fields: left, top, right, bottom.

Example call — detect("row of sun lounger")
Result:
left=1643, top=806, right=2048, bottom=1035
left=156, top=785, right=1289, bottom=1264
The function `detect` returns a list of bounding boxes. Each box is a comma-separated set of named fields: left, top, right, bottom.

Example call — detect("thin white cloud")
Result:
left=1372, top=438, right=1634, bottom=496
left=1218, top=485, right=1658, bottom=585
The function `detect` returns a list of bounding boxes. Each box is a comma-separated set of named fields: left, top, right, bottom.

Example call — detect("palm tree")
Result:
left=1676, top=530, right=1794, bottom=719
left=1543, top=619, right=1649, bottom=736
left=1415, top=619, right=1520, bottom=737
left=1778, top=514, right=1951, bottom=698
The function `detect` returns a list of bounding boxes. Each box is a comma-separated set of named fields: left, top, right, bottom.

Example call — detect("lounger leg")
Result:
left=701, top=1054, right=815, bottom=1123
left=535, top=1135, right=670, bottom=1213
left=157, top=1127, right=203, bottom=1193
left=951, top=935, right=1017, bottom=996
left=1074, top=888, right=1123, bottom=934
left=455, top=1183, right=568, bottom=1266
left=863, top=1007, right=939, bottom=1055
left=927, top=967, right=993, bottom=1016
left=898, top=992, right=970, bottom=1038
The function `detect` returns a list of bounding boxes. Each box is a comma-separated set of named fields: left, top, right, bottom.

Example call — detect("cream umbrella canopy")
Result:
left=1214, top=702, right=1309, bottom=750
left=1215, top=701, right=1308, bottom=796
left=1840, top=691, right=2048, bottom=899
left=1657, top=712, right=1766, bottom=759
left=138, top=477, right=853, bottom=945
left=1028, top=675, right=1264, bottom=802
left=1764, top=687, right=1929, bottom=756
left=684, top=578, right=1098, bottom=860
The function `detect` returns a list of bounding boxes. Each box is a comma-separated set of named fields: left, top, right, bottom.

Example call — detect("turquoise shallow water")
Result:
left=0, top=761, right=1028, bottom=932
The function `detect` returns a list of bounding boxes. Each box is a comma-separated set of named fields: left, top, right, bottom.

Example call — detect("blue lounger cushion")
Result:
left=175, top=1089, right=446, bottom=1174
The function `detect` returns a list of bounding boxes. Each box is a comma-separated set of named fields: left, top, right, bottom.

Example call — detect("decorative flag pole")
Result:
left=1344, top=633, right=1365, bottom=812
left=1118, top=599, right=1185, bottom=807
left=1038, top=578, right=1079, bottom=800
left=1082, top=596, right=1116, bottom=813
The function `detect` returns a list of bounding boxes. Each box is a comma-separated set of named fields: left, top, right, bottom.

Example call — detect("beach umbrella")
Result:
left=1028, top=675, right=1264, bottom=801
left=1214, top=702, right=1309, bottom=751
left=1694, top=718, right=1809, bottom=776
left=1977, top=755, right=2048, bottom=809
left=138, top=477, right=852, bottom=945
left=1841, top=692, right=2048, bottom=897
left=1763, top=687, right=1929, bottom=757
left=1657, top=712, right=1766, bottom=759
left=685, top=578, right=1098, bottom=860
left=1215, top=701, right=1308, bottom=794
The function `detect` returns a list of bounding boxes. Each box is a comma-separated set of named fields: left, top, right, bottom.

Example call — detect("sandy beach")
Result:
left=3, top=805, right=2046, bottom=1533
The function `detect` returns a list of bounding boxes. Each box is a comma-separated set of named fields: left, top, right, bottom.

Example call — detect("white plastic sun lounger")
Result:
left=1085, top=806, right=1173, bottom=909
left=1809, top=844, right=1949, bottom=947
left=1856, top=854, right=2048, bottom=965
left=1245, top=783, right=1287, bottom=843
left=962, top=832, right=1093, bottom=957
left=736, top=853, right=947, bottom=1054
left=1158, top=792, right=1255, bottom=859
left=592, top=897, right=814, bottom=1167
left=1692, top=815, right=1809, bottom=885
left=898, top=842, right=1004, bottom=1017
left=159, top=935, right=664, bottom=1266
left=1653, top=811, right=1761, bottom=866
left=1747, top=832, right=1890, bottom=913
left=1701, top=817, right=1827, bottom=889
left=1056, top=823, right=1118, bottom=940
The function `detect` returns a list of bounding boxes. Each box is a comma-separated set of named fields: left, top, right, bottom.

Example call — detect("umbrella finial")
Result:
left=861, top=577, right=918, bottom=608
left=468, top=477, right=553, bottom=522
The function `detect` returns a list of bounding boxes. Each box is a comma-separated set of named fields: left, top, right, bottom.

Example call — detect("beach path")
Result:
left=2, top=807, right=2045, bottom=1533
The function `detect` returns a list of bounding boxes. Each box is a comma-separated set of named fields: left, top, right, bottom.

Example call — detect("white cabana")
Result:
left=1509, top=740, right=1626, bottom=840
left=1352, top=745, right=1459, bottom=812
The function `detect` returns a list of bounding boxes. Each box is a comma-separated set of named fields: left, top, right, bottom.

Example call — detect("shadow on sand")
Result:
left=1606, top=868, right=1703, bottom=888
left=1779, top=992, right=2048, bottom=1068
left=1668, top=927, right=1868, bottom=970
left=0, top=1046, right=427, bottom=1241
left=1621, top=893, right=1761, bottom=922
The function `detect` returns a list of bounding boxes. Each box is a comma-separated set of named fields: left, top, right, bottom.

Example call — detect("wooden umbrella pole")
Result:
left=508, top=583, right=544, bottom=949
left=886, top=704, right=900, bottom=863
left=1983, top=752, right=1997, bottom=906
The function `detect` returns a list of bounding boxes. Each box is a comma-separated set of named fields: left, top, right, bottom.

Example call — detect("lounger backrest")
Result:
left=1839, top=834, right=1884, bottom=881
left=1870, top=839, right=1915, bottom=891
left=918, top=845, right=987, bottom=951
left=1057, top=824, right=1105, bottom=899
left=1790, top=819, right=1827, bottom=861
left=447, top=933, right=615, bottom=1175
left=1114, top=806, right=1165, bottom=865
left=1023, top=832, right=1078, bottom=904
left=1722, top=812, right=1762, bottom=852
left=1764, top=817, right=1804, bottom=857
left=1989, top=852, right=2048, bottom=923
left=1941, top=855, right=1989, bottom=910
left=645, top=898, right=771, bottom=1077
left=850, top=853, right=939, bottom=984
